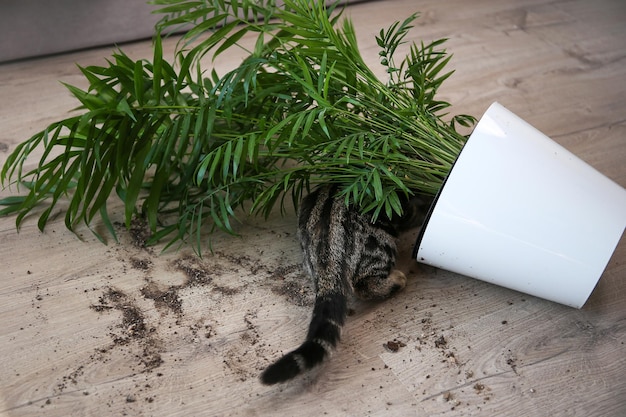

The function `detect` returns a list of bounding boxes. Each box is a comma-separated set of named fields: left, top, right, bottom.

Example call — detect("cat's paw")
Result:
left=354, top=269, right=408, bottom=300
left=387, top=269, right=407, bottom=294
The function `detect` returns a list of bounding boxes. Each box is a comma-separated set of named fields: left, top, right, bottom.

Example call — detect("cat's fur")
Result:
left=260, top=184, right=431, bottom=385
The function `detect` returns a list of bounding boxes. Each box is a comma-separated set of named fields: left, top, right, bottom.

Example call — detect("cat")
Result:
left=260, top=184, right=431, bottom=385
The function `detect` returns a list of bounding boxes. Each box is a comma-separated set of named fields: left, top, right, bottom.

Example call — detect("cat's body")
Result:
left=260, top=184, right=430, bottom=385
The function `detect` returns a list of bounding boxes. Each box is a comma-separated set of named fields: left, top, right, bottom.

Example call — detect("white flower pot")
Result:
left=414, top=102, right=626, bottom=308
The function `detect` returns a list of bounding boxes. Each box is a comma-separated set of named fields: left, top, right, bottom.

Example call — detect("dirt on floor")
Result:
left=30, top=218, right=498, bottom=415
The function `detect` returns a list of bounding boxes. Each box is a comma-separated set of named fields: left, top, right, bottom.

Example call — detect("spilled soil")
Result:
left=42, top=217, right=315, bottom=414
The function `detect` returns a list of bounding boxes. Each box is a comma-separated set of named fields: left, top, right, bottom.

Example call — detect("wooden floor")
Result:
left=1, top=0, right=625, bottom=415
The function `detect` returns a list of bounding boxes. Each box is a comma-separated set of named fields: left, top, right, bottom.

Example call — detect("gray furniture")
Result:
left=0, top=0, right=366, bottom=63
left=2, top=0, right=170, bottom=63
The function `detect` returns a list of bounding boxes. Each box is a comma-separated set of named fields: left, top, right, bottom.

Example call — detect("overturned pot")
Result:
left=414, top=102, right=626, bottom=308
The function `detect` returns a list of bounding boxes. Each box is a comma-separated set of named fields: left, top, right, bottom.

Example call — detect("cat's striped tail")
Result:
left=260, top=292, right=347, bottom=385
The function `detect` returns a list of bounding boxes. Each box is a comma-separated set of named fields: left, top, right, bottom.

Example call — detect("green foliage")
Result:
left=0, top=0, right=475, bottom=252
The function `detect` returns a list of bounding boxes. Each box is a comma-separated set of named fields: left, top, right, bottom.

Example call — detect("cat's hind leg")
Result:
left=353, top=269, right=407, bottom=300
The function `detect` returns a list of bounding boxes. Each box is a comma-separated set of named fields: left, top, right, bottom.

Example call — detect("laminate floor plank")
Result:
left=1, top=1, right=624, bottom=416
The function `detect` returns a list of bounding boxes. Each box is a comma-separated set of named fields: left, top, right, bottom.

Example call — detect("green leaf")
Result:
left=143, top=167, right=168, bottom=231
left=232, top=137, right=244, bottom=178
left=317, top=108, right=330, bottom=139
left=179, top=12, right=229, bottom=40
left=207, top=147, right=223, bottom=183
left=134, top=60, right=146, bottom=105
left=222, top=141, right=232, bottom=180
left=213, top=27, right=249, bottom=59
left=123, top=144, right=151, bottom=227
left=371, top=168, right=383, bottom=201
left=152, top=35, right=164, bottom=102
left=116, top=98, right=137, bottom=121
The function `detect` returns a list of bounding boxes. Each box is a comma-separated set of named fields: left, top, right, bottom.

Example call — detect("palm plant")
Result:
left=0, top=0, right=475, bottom=252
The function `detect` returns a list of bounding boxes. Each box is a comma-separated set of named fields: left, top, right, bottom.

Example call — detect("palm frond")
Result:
left=1, top=0, right=475, bottom=252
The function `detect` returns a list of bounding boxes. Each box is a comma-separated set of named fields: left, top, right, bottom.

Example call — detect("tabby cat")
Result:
left=260, top=184, right=431, bottom=385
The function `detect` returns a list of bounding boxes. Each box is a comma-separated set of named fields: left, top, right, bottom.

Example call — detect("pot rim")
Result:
left=412, top=125, right=472, bottom=259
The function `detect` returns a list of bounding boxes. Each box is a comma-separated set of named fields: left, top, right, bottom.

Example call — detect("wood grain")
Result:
left=1, top=0, right=625, bottom=416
